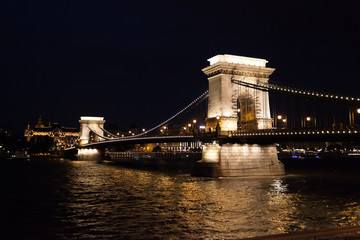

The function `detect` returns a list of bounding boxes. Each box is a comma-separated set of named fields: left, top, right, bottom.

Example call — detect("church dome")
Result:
left=35, top=115, right=45, bottom=128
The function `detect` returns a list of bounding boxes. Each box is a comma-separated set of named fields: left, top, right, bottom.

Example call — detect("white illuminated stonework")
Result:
left=193, top=54, right=285, bottom=177
left=195, top=143, right=285, bottom=177
left=208, top=54, right=268, bottom=67
left=79, top=116, right=105, bottom=145
left=203, top=54, right=275, bottom=132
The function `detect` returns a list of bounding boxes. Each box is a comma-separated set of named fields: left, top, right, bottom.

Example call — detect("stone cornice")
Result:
left=79, top=120, right=106, bottom=124
left=202, top=62, right=275, bottom=78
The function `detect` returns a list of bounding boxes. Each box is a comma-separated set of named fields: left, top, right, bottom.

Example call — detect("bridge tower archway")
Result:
left=192, top=54, right=285, bottom=177
left=79, top=116, right=106, bottom=145
left=202, top=54, right=274, bottom=132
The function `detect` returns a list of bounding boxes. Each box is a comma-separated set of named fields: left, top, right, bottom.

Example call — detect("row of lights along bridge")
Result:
left=104, top=119, right=204, bottom=138
left=275, top=108, right=360, bottom=129
left=104, top=107, right=360, bottom=138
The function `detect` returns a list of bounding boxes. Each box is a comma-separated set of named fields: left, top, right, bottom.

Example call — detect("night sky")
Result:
left=1, top=0, right=359, bottom=133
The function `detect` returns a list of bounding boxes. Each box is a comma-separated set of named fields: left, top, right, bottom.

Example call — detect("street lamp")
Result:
left=276, top=115, right=282, bottom=128
left=215, top=115, right=221, bottom=133
left=305, top=116, right=311, bottom=128
left=192, top=119, right=197, bottom=133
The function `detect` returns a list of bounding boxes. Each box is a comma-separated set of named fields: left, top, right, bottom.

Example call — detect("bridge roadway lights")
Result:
left=191, top=143, right=285, bottom=177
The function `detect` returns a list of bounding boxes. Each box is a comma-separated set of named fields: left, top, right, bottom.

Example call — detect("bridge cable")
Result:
left=231, top=78, right=360, bottom=105
left=86, top=125, right=114, bottom=140
left=97, top=125, right=119, bottom=138
left=95, top=90, right=209, bottom=140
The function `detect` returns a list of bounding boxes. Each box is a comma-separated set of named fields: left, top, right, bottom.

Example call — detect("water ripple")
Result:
left=2, top=159, right=360, bottom=239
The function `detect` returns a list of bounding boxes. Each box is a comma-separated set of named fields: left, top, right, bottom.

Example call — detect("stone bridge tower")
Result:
left=202, top=54, right=274, bottom=132
left=79, top=116, right=105, bottom=146
left=192, top=54, right=284, bottom=177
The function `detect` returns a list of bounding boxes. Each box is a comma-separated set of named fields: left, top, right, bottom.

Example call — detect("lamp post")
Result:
left=193, top=119, right=197, bottom=133
left=306, top=116, right=311, bottom=128
left=237, top=108, right=241, bottom=130
left=216, top=115, right=221, bottom=134
left=277, top=115, right=282, bottom=129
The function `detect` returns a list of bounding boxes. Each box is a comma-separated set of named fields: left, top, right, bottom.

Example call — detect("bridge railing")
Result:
left=106, top=151, right=202, bottom=160
left=230, top=125, right=360, bottom=136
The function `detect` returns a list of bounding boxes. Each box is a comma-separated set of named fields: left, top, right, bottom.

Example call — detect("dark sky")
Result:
left=1, top=0, right=359, bottom=133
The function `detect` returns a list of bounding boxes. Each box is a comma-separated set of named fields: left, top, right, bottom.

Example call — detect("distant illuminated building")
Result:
left=24, top=115, right=79, bottom=149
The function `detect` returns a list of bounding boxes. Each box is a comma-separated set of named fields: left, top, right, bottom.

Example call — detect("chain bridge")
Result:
left=66, top=54, right=360, bottom=177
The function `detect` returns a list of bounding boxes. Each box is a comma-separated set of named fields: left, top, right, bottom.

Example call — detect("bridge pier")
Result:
left=192, top=143, right=285, bottom=177
left=77, top=148, right=104, bottom=161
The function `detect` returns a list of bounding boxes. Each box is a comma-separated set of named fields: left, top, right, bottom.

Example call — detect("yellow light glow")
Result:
left=277, top=115, right=282, bottom=120
left=306, top=117, right=311, bottom=121
left=80, top=116, right=104, bottom=121
left=193, top=119, right=197, bottom=123
left=282, top=119, right=286, bottom=123
left=188, top=123, right=191, bottom=127
left=357, top=108, right=360, bottom=114
left=208, top=54, right=268, bottom=67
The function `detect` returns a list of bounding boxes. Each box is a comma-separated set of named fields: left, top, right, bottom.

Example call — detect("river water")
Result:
left=1, top=158, right=360, bottom=239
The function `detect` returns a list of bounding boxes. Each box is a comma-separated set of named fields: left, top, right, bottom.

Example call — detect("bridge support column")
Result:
left=77, top=148, right=104, bottom=161
left=79, top=116, right=105, bottom=146
left=192, top=143, right=285, bottom=177
left=202, top=54, right=275, bottom=132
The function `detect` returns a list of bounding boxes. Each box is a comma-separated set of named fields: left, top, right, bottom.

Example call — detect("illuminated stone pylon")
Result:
left=192, top=54, right=284, bottom=177
left=79, top=116, right=105, bottom=145
left=202, top=54, right=274, bottom=132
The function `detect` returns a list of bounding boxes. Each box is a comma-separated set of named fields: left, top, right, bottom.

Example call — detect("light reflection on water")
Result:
left=1, top=159, right=360, bottom=239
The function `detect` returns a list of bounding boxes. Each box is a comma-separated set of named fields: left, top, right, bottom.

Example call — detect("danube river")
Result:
left=1, top=158, right=360, bottom=239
